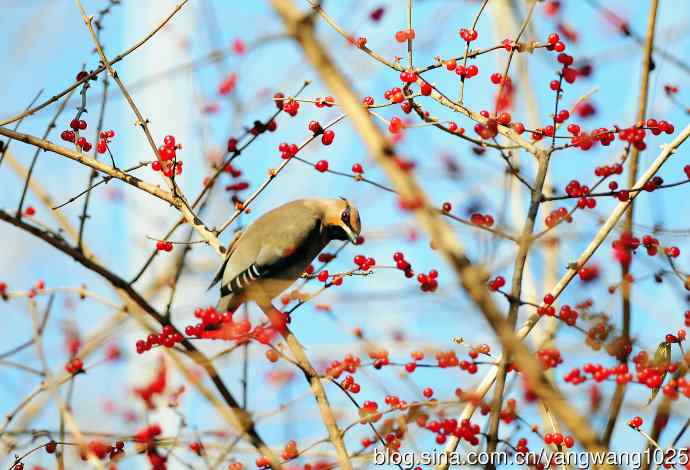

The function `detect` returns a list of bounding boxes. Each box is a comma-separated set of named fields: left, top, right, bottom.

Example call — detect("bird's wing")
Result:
left=218, top=210, right=321, bottom=297
left=207, top=229, right=244, bottom=291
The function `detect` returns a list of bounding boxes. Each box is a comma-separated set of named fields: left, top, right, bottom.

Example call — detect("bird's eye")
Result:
left=341, top=208, right=350, bottom=225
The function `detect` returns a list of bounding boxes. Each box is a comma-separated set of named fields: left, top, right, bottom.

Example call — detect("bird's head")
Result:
left=322, top=198, right=361, bottom=244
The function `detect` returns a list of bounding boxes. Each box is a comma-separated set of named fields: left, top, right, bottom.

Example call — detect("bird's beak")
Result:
left=343, top=225, right=359, bottom=244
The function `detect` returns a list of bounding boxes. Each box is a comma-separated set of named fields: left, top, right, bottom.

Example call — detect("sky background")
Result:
left=1, top=0, right=689, bottom=468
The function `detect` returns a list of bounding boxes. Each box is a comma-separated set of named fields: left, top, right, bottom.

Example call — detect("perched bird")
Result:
left=646, top=341, right=671, bottom=405
left=209, top=198, right=361, bottom=313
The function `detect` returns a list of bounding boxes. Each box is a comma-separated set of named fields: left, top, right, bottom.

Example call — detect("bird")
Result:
left=209, top=198, right=361, bottom=314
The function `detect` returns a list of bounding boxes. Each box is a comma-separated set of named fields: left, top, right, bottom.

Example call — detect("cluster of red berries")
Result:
left=594, top=163, right=623, bottom=178
left=459, top=28, right=478, bottom=42
left=454, top=64, right=479, bottom=79
left=474, top=119, right=498, bottom=139
left=278, top=95, right=300, bottom=116
left=642, top=235, right=660, bottom=256
left=564, top=180, right=592, bottom=203
left=629, top=416, right=643, bottom=428
left=537, top=348, right=563, bottom=369
left=423, top=417, right=481, bottom=446
left=384, top=394, right=408, bottom=409
left=78, top=440, right=124, bottom=462
left=446, top=121, right=466, bottom=135
left=350, top=36, right=367, bottom=48
left=399, top=70, right=417, bottom=83
left=278, top=142, right=299, bottom=160
left=96, top=129, right=115, bottom=154
left=341, top=374, right=361, bottom=393
left=281, top=440, right=298, bottom=461
left=325, top=354, right=361, bottom=379
left=155, top=240, right=173, bottom=252
left=394, top=29, right=415, bottom=42
left=545, top=32, right=566, bottom=52
left=644, top=118, right=675, bottom=135
left=662, top=372, right=690, bottom=400
left=359, top=400, right=383, bottom=424
left=554, top=109, right=570, bottom=124
left=65, top=357, right=84, bottom=374
left=152, top=135, right=183, bottom=176
left=393, top=251, right=415, bottom=278
left=353, top=254, right=375, bottom=271
left=544, top=207, right=571, bottom=228
left=383, top=86, right=405, bottom=103
left=135, top=325, right=183, bottom=354
left=685, top=311, right=690, bottom=327
left=488, top=275, right=506, bottom=291
left=417, top=270, right=439, bottom=292
left=665, top=330, right=686, bottom=343
left=369, top=349, right=390, bottom=369
left=184, top=306, right=258, bottom=341
left=189, top=441, right=203, bottom=456
left=435, top=350, right=459, bottom=368
left=578, top=265, right=600, bottom=283
left=470, top=212, right=494, bottom=227
left=314, top=96, right=335, bottom=108
left=544, top=433, right=575, bottom=448
left=135, top=424, right=162, bottom=444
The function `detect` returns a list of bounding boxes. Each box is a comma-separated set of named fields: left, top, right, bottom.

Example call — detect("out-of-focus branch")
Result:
left=605, top=0, right=659, bottom=445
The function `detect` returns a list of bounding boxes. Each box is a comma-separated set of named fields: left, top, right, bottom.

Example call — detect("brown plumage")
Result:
left=209, top=198, right=361, bottom=312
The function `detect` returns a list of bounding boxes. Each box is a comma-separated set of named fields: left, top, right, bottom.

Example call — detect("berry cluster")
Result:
left=544, top=207, right=571, bottom=228
left=65, top=357, right=84, bottom=374
left=325, top=354, right=361, bottom=379
left=417, top=269, right=439, bottom=292
left=459, top=28, right=478, bottom=42
left=537, top=348, right=563, bottom=369
left=353, top=254, right=375, bottom=271
left=96, top=129, right=115, bottom=154
left=383, top=86, right=405, bottom=103
left=278, top=142, right=299, bottom=159
left=78, top=440, right=124, bottom=462
left=393, top=251, right=414, bottom=278
left=470, top=212, right=495, bottom=227
left=422, top=417, right=481, bottom=446
left=155, top=240, right=174, bottom=252
left=488, top=275, right=506, bottom=291
left=152, top=134, right=183, bottom=176
left=544, top=432, right=575, bottom=448
left=394, top=29, right=415, bottom=42
left=340, top=374, right=361, bottom=393
left=281, top=440, right=298, bottom=461
left=135, top=325, right=183, bottom=354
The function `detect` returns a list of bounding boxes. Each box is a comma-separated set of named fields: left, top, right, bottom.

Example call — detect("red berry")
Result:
left=315, top=160, right=329, bottom=172
left=321, top=130, right=335, bottom=145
